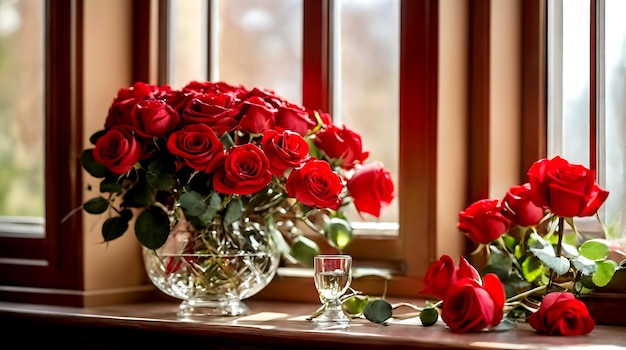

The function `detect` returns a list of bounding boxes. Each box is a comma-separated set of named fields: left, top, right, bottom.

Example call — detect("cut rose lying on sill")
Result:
left=339, top=156, right=618, bottom=335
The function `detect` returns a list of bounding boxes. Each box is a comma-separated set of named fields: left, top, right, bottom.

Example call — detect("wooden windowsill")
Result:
left=1, top=300, right=625, bottom=349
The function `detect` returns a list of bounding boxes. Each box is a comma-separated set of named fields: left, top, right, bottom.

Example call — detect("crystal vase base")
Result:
left=178, top=296, right=249, bottom=318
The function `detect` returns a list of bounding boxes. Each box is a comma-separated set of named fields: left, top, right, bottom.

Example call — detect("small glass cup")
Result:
left=312, top=254, right=352, bottom=328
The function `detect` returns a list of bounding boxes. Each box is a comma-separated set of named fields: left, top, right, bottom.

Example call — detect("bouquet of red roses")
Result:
left=77, top=80, right=395, bottom=264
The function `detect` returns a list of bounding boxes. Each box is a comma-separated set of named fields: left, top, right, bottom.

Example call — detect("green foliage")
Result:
left=363, top=299, right=393, bottom=324
left=419, top=307, right=439, bottom=327
left=80, top=149, right=108, bottom=178
left=289, top=235, right=320, bottom=267
left=102, top=215, right=129, bottom=242
left=134, top=206, right=170, bottom=250
left=324, top=217, right=354, bottom=251
left=82, top=197, right=109, bottom=214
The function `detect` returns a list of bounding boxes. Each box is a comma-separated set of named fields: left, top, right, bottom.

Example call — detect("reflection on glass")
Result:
left=337, top=0, right=399, bottom=223
left=603, top=0, right=626, bottom=229
left=216, top=0, right=303, bottom=104
left=0, top=0, right=45, bottom=218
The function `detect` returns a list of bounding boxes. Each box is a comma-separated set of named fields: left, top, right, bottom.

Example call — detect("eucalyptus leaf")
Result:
left=80, top=149, right=108, bottom=178
left=363, top=299, right=393, bottom=324
left=209, top=192, right=222, bottom=210
left=343, top=295, right=369, bottom=315
left=179, top=191, right=207, bottom=216
left=135, top=206, right=170, bottom=250
left=572, top=256, right=597, bottom=276
left=592, top=260, right=617, bottom=287
left=83, top=197, right=109, bottom=214
left=579, top=239, right=610, bottom=261
left=102, top=216, right=129, bottom=242
left=224, top=197, right=244, bottom=226
left=529, top=237, right=570, bottom=275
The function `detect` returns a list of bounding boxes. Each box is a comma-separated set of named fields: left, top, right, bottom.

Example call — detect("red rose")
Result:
left=213, top=144, right=273, bottom=195
left=313, top=124, right=370, bottom=170
left=286, top=159, right=343, bottom=210
left=421, top=255, right=481, bottom=300
left=261, top=130, right=310, bottom=177
left=528, top=292, right=595, bottom=336
left=501, top=183, right=545, bottom=227
left=166, top=124, right=225, bottom=173
left=238, top=96, right=277, bottom=134
left=275, top=102, right=317, bottom=136
left=346, top=161, right=395, bottom=218
left=93, top=125, right=143, bottom=174
left=130, top=99, right=180, bottom=138
left=441, top=274, right=505, bottom=333
left=181, top=93, right=240, bottom=135
left=527, top=156, right=609, bottom=217
left=104, top=81, right=155, bottom=129
left=458, top=199, right=511, bottom=244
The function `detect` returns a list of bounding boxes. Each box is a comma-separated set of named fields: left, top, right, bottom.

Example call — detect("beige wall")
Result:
left=82, top=0, right=151, bottom=303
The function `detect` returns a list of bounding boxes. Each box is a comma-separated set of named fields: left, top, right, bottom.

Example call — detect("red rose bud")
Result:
left=347, top=161, right=395, bottom=218
left=92, top=125, right=143, bottom=175
left=213, top=144, right=273, bottom=195
left=313, top=124, right=370, bottom=170
left=166, top=123, right=225, bottom=173
left=131, top=99, right=180, bottom=138
left=421, top=255, right=481, bottom=300
left=501, top=183, right=545, bottom=227
left=527, top=156, right=609, bottom=217
left=441, top=274, right=505, bottom=333
left=238, top=96, right=277, bottom=135
left=286, top=159, right=343, bottom=210
left=261, top=130, right=310, bottom=177
left=104, top=81, right=156, bottom=129
left=275, top=102, right=317, bottom=136
left=528, top=292, right=595, bottom=336
left=181, top=93, right=240, bottom=135
left=458, top=199, right=511, bottom=244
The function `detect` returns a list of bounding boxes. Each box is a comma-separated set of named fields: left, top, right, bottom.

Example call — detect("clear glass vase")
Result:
left=143, top=214, right=280, bottom=318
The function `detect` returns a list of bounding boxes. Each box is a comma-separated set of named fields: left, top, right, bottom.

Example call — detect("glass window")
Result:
left=168, top=0, right=209, bottom=88
left=0, top=0, right=45, bottom=236
left=336, top=0, right=399, bottom=224
left=548, top=0, right=626, bottom=231
left=215, top=0, right=303, bottom=104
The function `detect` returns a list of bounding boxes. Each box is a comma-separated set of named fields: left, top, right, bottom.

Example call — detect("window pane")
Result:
left=556, top=0, right=590, bottom=167
left=215, top=0, right=303, bottom=104
left=337, top=0, right=399, bottom=223
left=169, top=0, right=209, bottom=88
left=0, top=0, right=45, bottom=218
left=602, top=0, right=626, bottom=229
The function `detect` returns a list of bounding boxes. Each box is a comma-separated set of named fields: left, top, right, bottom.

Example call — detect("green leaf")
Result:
left=100, top=177, right=123, bottom=193
left=134, top=206, right=170, bottom=250
left=89, top=130, right=107, bottom=145
left=146, top=159, right=175, bottom=191
left=482, top=264, right=510, bottom=281
left=102, top=216, right=129, bottom=242
left=363, top=299, right=393, bottom=324
left=224, top=197, right=244, bottom=226
left=289, top=235, right=320, bottom=267
left=579, top=239, right=610, bottom=261
left=208, top=192, right=222, bottom=210
left=521, top=256, right=544, bottom=282
left=80, top=149, right=108, bottom=178
left=572, top=256, right=597, bottom=276
left=179, top=191, right=207, bottom=216
left=122, top=179, right=155, bottom=208
left=529, top=234, right=570, bottom=275
left=323, top=217, right=354, bottom=251
left=592, top=260, right=617, bottom=287
left=220, top=133, right=235, bottom=149
left=343, top=295, right=369, bottom=315
left=419, top=307, right=439, bottom=327
left=83, top=197, right=109, bottom=214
